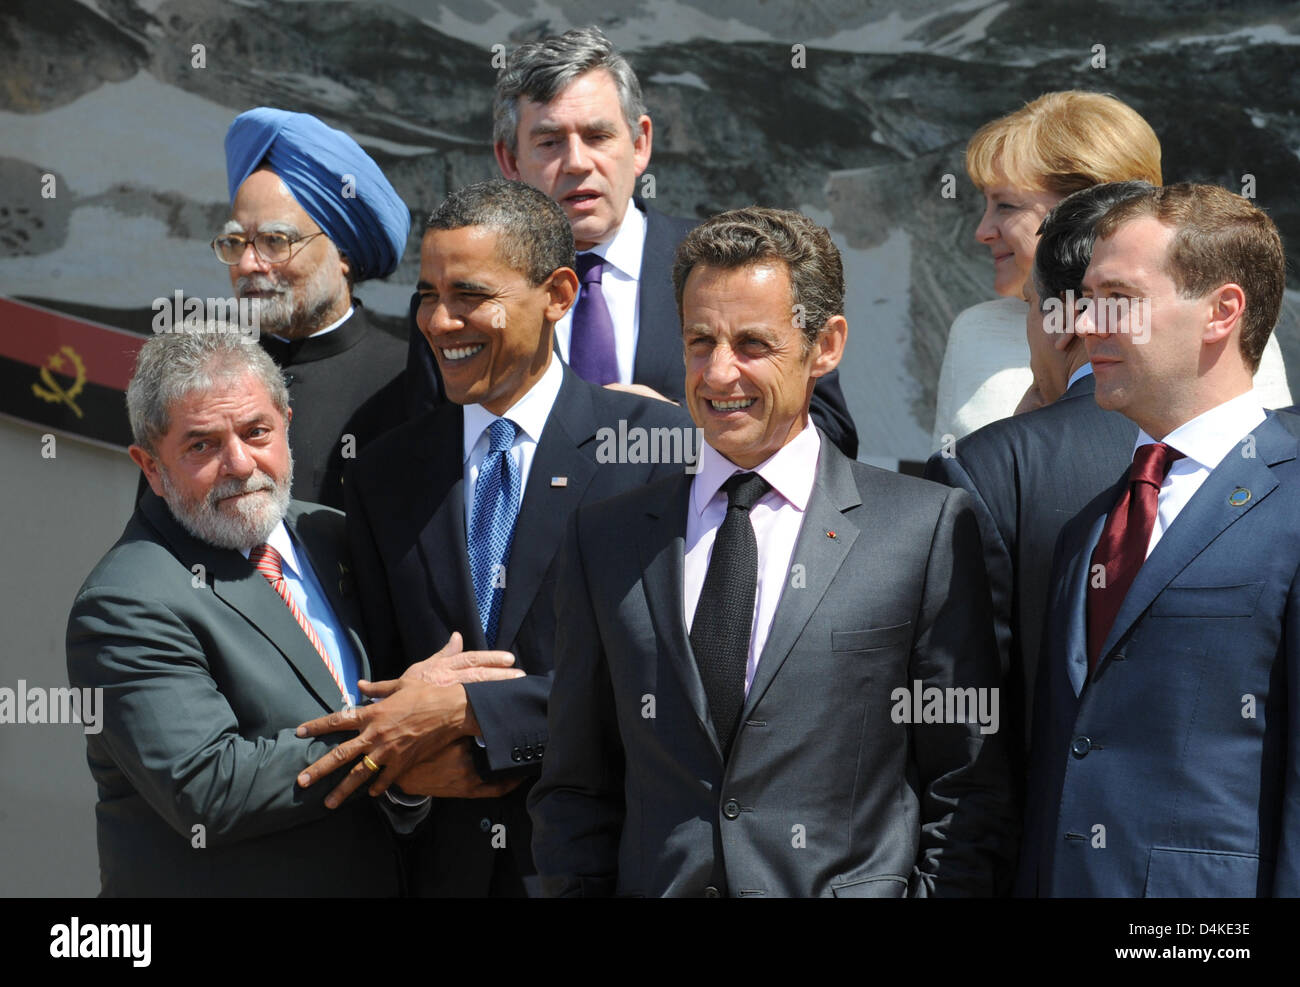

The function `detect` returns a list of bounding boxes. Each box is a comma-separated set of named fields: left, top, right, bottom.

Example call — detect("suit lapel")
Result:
left=413, top=403, right=485, bottom=650
left=286, top=503, right=371, bottom=681
left=140, top=493, right=344, bottom=713
left=1095, top=414, right=1296, bottom=671
left=741, top=442, right=861, bottom=720
left=632, top=203, right=684, bottom=391
left=496, top=369, right=600, bottom=649
left=638, top=474, right=719, bottom=752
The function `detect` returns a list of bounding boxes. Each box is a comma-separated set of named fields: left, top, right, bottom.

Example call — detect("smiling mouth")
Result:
left=708, top=397, right=756, bottom=411
left=441, top=344, right=485, bottom=361
left=565, top=191, right=600, bottom=205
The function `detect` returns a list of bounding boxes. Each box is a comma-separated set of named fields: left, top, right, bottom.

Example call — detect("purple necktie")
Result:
left=570, top=253, right=619, bottom=385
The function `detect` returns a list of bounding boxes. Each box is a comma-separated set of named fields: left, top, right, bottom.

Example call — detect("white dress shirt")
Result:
left=461, top=356, right=564, bottom=531
left=1137, top=389, right=1267, bottom=558
left=685, top=421, right=821, bottom=695
left=553, top=199, right=646, bottom=385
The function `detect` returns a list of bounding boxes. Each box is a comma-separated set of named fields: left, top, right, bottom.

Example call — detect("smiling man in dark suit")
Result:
left=407, top=27, right=858, bottom=458
left=1019, top=183, right=1300, bottom=897
left=295, top=179, right=693, bottom=896
left=529, top=206, right=1014, bottom=897
left=924, top=182, right=1146, bottom=782
left=66, top=330, right=413, bottom=895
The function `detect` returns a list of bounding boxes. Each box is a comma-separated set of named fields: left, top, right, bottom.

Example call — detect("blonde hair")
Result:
left=965, top=91, right=1162, bottom=196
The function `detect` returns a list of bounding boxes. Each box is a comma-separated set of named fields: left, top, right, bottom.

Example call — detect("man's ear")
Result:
left=632, top=115, right=653, bottom=177
left=810, top=314, right=847, bottom=379
left=495, top=141, right=522, bottom=181
left=1204, top=282, right=1246, bottom=347
left=543, top=266, right=580, bottom=323
left=128, top=445, right=165, bottom=498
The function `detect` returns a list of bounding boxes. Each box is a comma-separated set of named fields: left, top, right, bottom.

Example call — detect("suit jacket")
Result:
left=65, top=491, right=403, bottom=896
left=923, top=372, right=1137, bottom=776
left=404, top=202, right=860, bottom=458
left=1018, top=411, right=1300, bottom=897
left=346, top=363, right=695, bottom=896
left=260, top=302, right=409, bottom=510
left=528, top=435, right=1016, bottom=897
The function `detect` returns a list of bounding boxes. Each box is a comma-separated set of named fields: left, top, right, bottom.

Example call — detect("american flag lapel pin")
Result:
left=551, top=476, right=568, bottom=488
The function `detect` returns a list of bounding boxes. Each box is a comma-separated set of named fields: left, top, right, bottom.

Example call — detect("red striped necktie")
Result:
left=249, top=542, right=347, bottom=699
left=1086, top=442, right=1184, bottom=674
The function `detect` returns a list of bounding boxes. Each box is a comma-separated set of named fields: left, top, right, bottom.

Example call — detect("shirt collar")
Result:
left=578, top=198, right=645, bottom=282
left=270, top=304, right=353, bottom=344
left=692, top=419, right=821, bottom=516
left=1067, top=362, right=1093, bottom=390
left=238, top=520, right=300, bottom=575
left=461, top=356, right=564, bottom=463
left=1135, top=389, right=1266, bottom=471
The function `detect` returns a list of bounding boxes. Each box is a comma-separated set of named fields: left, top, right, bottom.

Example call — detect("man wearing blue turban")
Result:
left=216, top=107, right=413, bottom=509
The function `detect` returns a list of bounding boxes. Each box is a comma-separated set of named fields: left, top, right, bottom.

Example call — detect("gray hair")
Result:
left=492, top=26, right=648, bottom=155
left=672, top=206, right=845, bottom=352
left=426, top=179, right=575, bottom=285
left=126, top=327, right=289, bottom=454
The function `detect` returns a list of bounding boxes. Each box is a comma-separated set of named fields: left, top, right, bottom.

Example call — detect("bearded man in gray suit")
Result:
left=529, top=207, right=1015, bottom=897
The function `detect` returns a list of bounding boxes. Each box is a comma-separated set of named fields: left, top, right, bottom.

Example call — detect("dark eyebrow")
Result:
left=453, top=280, right=492, bottom=293
left=1093, top=278, right=1143, bottom=294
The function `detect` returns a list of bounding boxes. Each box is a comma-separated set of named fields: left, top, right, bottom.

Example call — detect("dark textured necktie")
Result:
left=569, top=252, right=619, bottom=385
left=468, top=418, right=520, bottom=646
left=1086, top=442, right=1184, bottom=673
left=690, top=471, right=771, bottom=757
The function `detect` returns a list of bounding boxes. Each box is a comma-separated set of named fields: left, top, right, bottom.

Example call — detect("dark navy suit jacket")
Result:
left=1018, top=410, right=1300, bottom=897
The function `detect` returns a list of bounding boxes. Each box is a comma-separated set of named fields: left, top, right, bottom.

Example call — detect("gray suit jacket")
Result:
left=529, top=435, right=1015, bottom=896
left=66, top=491, right=403, bottom=896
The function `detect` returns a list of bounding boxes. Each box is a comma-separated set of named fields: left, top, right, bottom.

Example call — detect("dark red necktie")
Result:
left=1086, top=442, right=1184, bottom=673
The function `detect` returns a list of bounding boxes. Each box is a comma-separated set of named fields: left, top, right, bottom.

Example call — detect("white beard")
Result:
left=160, top=461, right=293, bottom=552
left=236, top=260, right=342, bottom=339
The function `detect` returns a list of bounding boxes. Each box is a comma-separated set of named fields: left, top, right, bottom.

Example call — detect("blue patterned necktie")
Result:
left=468, top=417, right=520, bottom=646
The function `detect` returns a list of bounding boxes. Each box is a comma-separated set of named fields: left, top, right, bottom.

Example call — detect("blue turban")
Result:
left=224, top=107, right=409, bottom=282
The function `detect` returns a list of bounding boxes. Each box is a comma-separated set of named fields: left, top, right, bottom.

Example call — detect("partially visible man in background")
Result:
left=406, top=27, right=859, bottom=458
left=924, top=182, right=1144, bottom=783
left=219, top=107, right=413, bottom=508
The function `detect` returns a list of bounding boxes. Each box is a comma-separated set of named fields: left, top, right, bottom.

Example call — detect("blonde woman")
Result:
left=930, top=90, right=1291, bottom=449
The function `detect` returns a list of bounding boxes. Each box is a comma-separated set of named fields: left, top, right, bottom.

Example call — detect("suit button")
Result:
left=511, top=747, right=522, bottom=762
left=703, top=886, right=721, bottom=898
left=536, top=744, right=545, bottom=756
left=1071, top=736, right=1092, bottom=758
left=722, top=799, right=740, bottom=819
left=479, top=818, right=491, bottom=832
left=524, top=745, right=535, bottom=759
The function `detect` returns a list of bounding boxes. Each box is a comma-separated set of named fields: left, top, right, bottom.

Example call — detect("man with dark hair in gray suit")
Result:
left=924, top=182, right=1147, bottom=781
left=529, top=206, right=1013, bottom=897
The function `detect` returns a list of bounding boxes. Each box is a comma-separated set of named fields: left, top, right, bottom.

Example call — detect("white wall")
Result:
left=0, top=417, right=139, bottom=896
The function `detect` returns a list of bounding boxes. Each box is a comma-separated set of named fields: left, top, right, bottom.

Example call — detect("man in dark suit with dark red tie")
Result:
left=1019, top=183, right=1300, bottom=897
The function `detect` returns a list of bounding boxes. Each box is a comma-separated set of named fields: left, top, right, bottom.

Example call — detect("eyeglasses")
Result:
left=211, top=230, right=326, bottom=265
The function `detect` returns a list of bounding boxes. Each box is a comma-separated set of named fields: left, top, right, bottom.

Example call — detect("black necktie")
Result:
left=690, top=471, right=771, bottom=758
